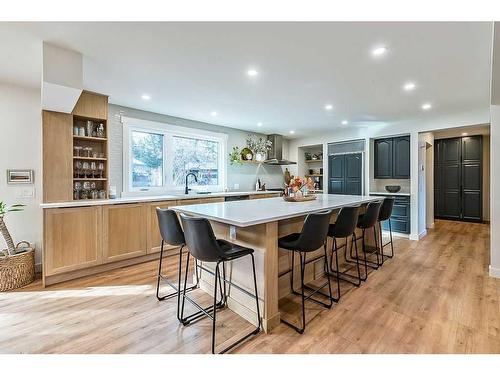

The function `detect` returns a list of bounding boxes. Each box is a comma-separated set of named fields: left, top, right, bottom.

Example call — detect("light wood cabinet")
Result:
left=72, top=91, right=108, bottom=120
left=42, top=111, right=73, bottom=203
left=44, top=206, right=102, bottom=276
left=148, top=201, right=180, bottom=254
left=102, top=204, right=148, bottom=263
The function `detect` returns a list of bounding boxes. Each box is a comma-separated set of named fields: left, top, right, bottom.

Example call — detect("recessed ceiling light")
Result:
left=462, top=132, right=468, bottom=136
left=341, top=120, right=348, bottom=125
left=372, top=46, right=388, bottom=56
left=247, top=69, right=258, bottom=77
left=289, top=130, right=295, bottom=134
left=141, top=94, right=151, bottom=100
left=257, top=122, right=263, bottom=127
left=325, top=104, right=333, bottom=111
left=210, top=111, right=218, bottom=117
left=421, top=103, right=432, bottom=110
left=403, top=82, right=416, bottom=91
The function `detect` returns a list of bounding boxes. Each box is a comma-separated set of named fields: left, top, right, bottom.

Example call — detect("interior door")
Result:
left=461, top=136, right=482, bottom=221
left=328, top=153, right=362, bottom=195
left=434, top=136, right=482, bottom=222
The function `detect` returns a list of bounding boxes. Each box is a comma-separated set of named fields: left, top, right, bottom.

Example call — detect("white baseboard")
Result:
left=489, top=265, right=500, bottom=278
left=409, top=229, right=427, bottom=241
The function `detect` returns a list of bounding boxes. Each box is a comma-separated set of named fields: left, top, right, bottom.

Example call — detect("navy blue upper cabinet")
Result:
left=374, top=138, right=393, bottom=178
left=374, top=136, right=410, bottom=179
left=393, top=136, right=411, bottom=179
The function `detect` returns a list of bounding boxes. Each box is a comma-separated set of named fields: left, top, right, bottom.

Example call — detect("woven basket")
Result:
left=0, top=242, right=35, bottom=292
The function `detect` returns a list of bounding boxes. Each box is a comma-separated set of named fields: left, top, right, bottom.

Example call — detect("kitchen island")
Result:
left=171, top=194, right=381, bottom=333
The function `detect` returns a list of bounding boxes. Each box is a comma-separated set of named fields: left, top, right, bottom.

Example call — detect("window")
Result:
left=172, top=136, right=219, bottom=187
left=131, top=130, right=164, bottom=188
left=122, top=117, right=227, bottom=195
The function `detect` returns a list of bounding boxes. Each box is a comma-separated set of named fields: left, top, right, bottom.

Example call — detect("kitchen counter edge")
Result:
left=40, top=190, right=279, bottom=209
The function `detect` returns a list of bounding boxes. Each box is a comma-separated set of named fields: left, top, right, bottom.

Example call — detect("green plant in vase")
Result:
left=0, top=201, right=25, bottom=257
left=229, top=146, right=243, bottom=166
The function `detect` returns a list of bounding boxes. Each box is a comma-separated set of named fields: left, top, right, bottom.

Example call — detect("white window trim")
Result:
left=122, top=116, right=228, bottom=196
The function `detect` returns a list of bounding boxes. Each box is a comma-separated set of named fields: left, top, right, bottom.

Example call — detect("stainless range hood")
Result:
left=264, top=134, right=297, bottom=165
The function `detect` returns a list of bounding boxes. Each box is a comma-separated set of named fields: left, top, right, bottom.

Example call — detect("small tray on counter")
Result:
left=283, top=194, right=317, bottom=202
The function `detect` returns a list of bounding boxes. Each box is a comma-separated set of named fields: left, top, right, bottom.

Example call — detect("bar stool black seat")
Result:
left=378, top=197, right=395, bottom=260
left=278, top=210, right=333, bottom=334
left=179, top=214, right=261, bottom=354
left=326, top=206, right=362, bottom=296
left=350, top=201, right=383, bottom=280
left=155, top=208, right=199, bottom=319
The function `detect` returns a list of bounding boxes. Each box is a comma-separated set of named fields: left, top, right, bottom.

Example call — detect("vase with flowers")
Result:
left=285, top=176, right=315, bottom=197
left=246, top=135, right=272, bottom=162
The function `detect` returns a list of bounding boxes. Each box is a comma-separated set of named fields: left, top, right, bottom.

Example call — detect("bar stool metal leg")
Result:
left=379, top=220, right=395, bottom=259
left=281, top=249, right=333, bottom=334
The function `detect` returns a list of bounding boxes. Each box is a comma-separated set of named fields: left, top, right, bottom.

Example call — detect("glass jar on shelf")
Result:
left=96, top=123, right=105, bottom=138
left=97, top=162, right=105, bottom=178
left=74, top=146, right=82, bottom=157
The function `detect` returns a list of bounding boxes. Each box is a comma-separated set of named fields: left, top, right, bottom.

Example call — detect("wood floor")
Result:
left=1, top=220, right=499, bottom=354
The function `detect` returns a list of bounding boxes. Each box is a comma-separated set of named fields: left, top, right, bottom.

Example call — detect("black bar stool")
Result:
left=326, top=206, right=362, bottom=296
left=156, top=208, right=198, bottom=319
left=156, top=208, right=224, bottom=323
left=378, top=198, right=395, bottom=261
left=350, top=201, right=383, bottom=280
left=278, top=210, right=333, bottom=334
left=179, top=214, right=261, bottom=354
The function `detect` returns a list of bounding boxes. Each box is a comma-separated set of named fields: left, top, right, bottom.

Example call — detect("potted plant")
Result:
left=229, top=146, right=243, bottom=166
left=0, top=201, right=35, bottom=291
left=246, top=135, right=272, bottom=162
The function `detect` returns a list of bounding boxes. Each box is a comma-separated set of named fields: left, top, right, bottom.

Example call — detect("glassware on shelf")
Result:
left=99, top=152, right=105, bottom=158
left=90, top=162, right=97, bottom=178
left=80, top=189, right=88, bottom=199
left=74, top=161, right=83, bottom=178
left=98, top=190, right=106, bottom=199
left=78, top=126, right=85, bottom=136
left=93, top=151, right=99, bottom=159
left=86, top=120, right=94, bottom=137
left=74, top=146, right=83, bottom=157
left=82, top=162, right=90, bottom=178
left=83, top=147, right=93, bottom=158
left=96, top=123, right=105, bottom=138
left=97, top=162, right=105, bottom=178
left=91, top=190, right=99, bottom=199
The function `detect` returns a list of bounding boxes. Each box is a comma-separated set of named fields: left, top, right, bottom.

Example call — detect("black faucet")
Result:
left=184, top=172, right=198, bottom=194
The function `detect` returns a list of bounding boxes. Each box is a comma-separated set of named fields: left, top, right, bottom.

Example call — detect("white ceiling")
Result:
left=0, top=22, right=493, bottom=137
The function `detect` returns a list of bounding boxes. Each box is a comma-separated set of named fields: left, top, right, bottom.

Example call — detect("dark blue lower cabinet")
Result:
left=371, top=194, right=410, bottom=234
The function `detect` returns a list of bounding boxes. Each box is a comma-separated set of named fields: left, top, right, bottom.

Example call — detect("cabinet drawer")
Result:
left=392, top=203, right=409, bottom=218
left=382, top=217, right=410, bottom=234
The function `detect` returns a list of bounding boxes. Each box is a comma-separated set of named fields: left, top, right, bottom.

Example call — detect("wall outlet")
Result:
left=233, top=183, right=239, bottom=190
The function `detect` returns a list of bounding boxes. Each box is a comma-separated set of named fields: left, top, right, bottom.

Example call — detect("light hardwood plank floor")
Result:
left=1, top=220, right=499, bottom=354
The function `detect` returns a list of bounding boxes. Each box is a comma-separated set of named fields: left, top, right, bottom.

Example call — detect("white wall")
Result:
left=287, top=108, right=490, bottom=240
left=0, top=83, right=42, bottom=266
left=418, top=132, right=434, bottom=235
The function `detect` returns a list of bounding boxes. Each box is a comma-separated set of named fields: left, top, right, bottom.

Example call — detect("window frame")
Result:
left=122, top=116, right=227, bottom=196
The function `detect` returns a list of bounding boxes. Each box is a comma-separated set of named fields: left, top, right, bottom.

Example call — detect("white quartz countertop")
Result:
left=40, top=190, right=278, bottom=209
left=171, top=194, right=382, bottom=227
left=369, top=191, right=411, bottom=196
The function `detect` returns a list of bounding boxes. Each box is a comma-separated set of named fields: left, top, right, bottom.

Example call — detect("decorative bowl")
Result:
left=385, top=185, right=401, bottom=193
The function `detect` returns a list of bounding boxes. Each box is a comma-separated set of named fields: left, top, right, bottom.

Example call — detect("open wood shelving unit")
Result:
left=42, top=91, right=109, bottom=203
